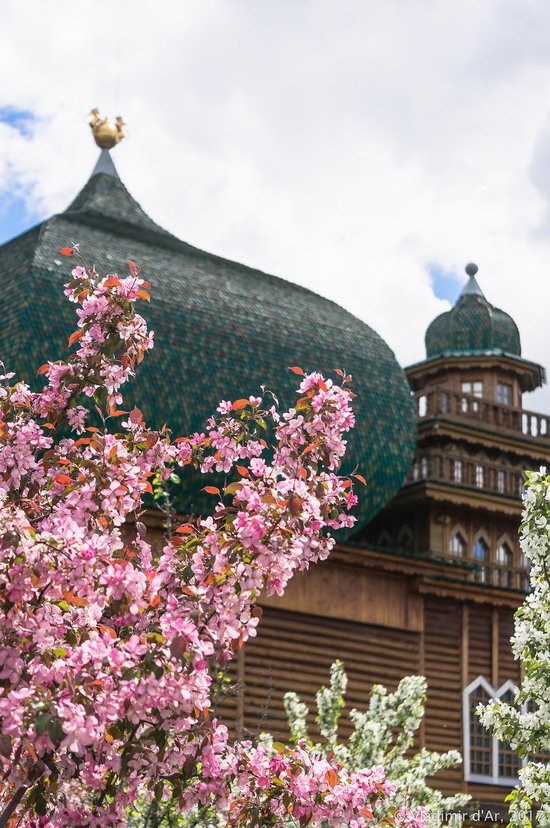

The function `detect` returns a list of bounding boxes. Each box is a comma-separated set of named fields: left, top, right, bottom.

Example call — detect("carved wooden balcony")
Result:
left=415, top=386, right=550, bottom=442
left=404, top=448, right=524, bottom=498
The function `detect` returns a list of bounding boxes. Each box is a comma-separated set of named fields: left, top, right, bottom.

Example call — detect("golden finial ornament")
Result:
left=89, top=108, right=125, bottom=150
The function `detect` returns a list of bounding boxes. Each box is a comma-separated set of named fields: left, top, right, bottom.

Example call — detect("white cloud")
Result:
left=2, top=0, right=550, bottom=411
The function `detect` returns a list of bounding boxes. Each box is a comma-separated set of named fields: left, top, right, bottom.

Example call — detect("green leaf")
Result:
left=35, top=712, right=51, bottom=736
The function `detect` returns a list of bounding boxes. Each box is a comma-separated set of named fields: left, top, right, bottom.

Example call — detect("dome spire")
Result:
left=90, top=149, right=119, bottom=179
left=459, top=262, right=485, bottom=301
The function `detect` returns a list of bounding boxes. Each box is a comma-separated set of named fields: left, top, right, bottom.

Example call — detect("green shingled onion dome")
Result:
left=0, top=149, right=416, bottom=533
left=425, top=263, right=521, bottom=358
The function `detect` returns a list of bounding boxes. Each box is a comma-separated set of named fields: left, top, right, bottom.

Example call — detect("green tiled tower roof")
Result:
left=0, top=150, right=416, bottom=532
left=426, top=264, right=521, bottom=358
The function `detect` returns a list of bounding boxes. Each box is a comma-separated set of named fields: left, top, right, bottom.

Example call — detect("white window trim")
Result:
left=463, top=676, right=526, bottom=786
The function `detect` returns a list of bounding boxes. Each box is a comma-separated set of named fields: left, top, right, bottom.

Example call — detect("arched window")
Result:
left=377, top=531, right=392, bottom=550
left=463, top=677, right=524, bottom=785
left=450, top=532, right=466, bottom=558
left=475, top=464, right=484, bottom=488
left=496, top=542, right=512, bottom=588
left=473, top=537, right=489, bottom=583
left=453, top=460, right=463, bottom=483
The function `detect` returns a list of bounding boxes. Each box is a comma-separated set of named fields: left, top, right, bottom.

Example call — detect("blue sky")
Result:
left=0, top=107, right=43, bottom=244
left=427, top=264, right=464, bottom=305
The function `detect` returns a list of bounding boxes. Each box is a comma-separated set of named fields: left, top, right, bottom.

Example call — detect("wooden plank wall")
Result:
left=424, top=598, right=463, bottom=792
left=227, top=607, right=421, bottom=743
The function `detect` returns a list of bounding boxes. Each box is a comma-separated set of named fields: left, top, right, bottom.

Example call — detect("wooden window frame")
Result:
left=463, top=676, right=525, bottom=785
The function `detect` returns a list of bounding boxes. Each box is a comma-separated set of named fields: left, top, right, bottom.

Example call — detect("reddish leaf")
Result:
left=202, top=486, right=220, bottom=495
left=62, top=589, right=88, bottom=608
left=37, top=364, right=49, bottom=376
left=352, top=474, right=367, bottom=486
left=68, top=329, right=84, bottom=347
left=236, top=465, right=249, bottom=477
left=142, top=480, right=153, bottom=494
left=176, top=524, right=194, bottom=534
left=231, top=399, right=249, bottom=410
left=325, top=769, right=338, bottom=789
left=170, top=636, right=187, bottom=659
left=136, top=289, right=151, bottom=302
left=289, top=366, right=304, bottom=375
left=125, top=259, right=138, bottom=277
left=54, top=474, right=72, bottom=486
left=104, top=276, right=122, bottom=288
left=59, top=247, right=74, bottom=256
left=288, top=493, right=302, bottom=517
left=141, top=280, right=151, bottom=289
left=129, top=406, right=143, bottom=425
left=98, top=624, right=117, bottom=639
left=302, top=444, right=317, bottom=455
left=318, top=379, right=328, bottom=392
left=334, top=368, right=344, bottom=377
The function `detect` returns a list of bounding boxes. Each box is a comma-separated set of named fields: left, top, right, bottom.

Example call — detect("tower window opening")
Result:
left=497, top=382, right=512, bottom=406
left=462, top=380, right=483, bottom=398
left=461, top=381, right=483, bottom=413
left=497, top=470, right=506, bottom=493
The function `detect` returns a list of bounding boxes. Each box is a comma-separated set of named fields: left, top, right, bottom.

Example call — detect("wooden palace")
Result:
left=1, top=122, right=547, bottom=819
left=240, top=264, right=549, bottom=817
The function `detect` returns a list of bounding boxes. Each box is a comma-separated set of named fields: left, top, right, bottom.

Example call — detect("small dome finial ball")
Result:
left=465, top=262, right=478, bottom=277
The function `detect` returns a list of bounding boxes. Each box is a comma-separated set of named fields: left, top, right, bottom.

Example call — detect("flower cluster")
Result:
left=0, top=249, right=423, bottom=828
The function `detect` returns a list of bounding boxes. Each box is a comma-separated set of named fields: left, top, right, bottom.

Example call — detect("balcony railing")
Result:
left=415, top=386, right=550, bottom=441
left=406, top=448, right=524, bottom=498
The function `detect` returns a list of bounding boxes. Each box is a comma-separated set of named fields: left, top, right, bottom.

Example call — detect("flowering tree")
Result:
left=0, top=249, right=424, bottom=828
left=281, top=662, right=470, bottom=819
left=129, top=662, right=469, bottom=827
left=480, top=469, right=550, bottom=826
